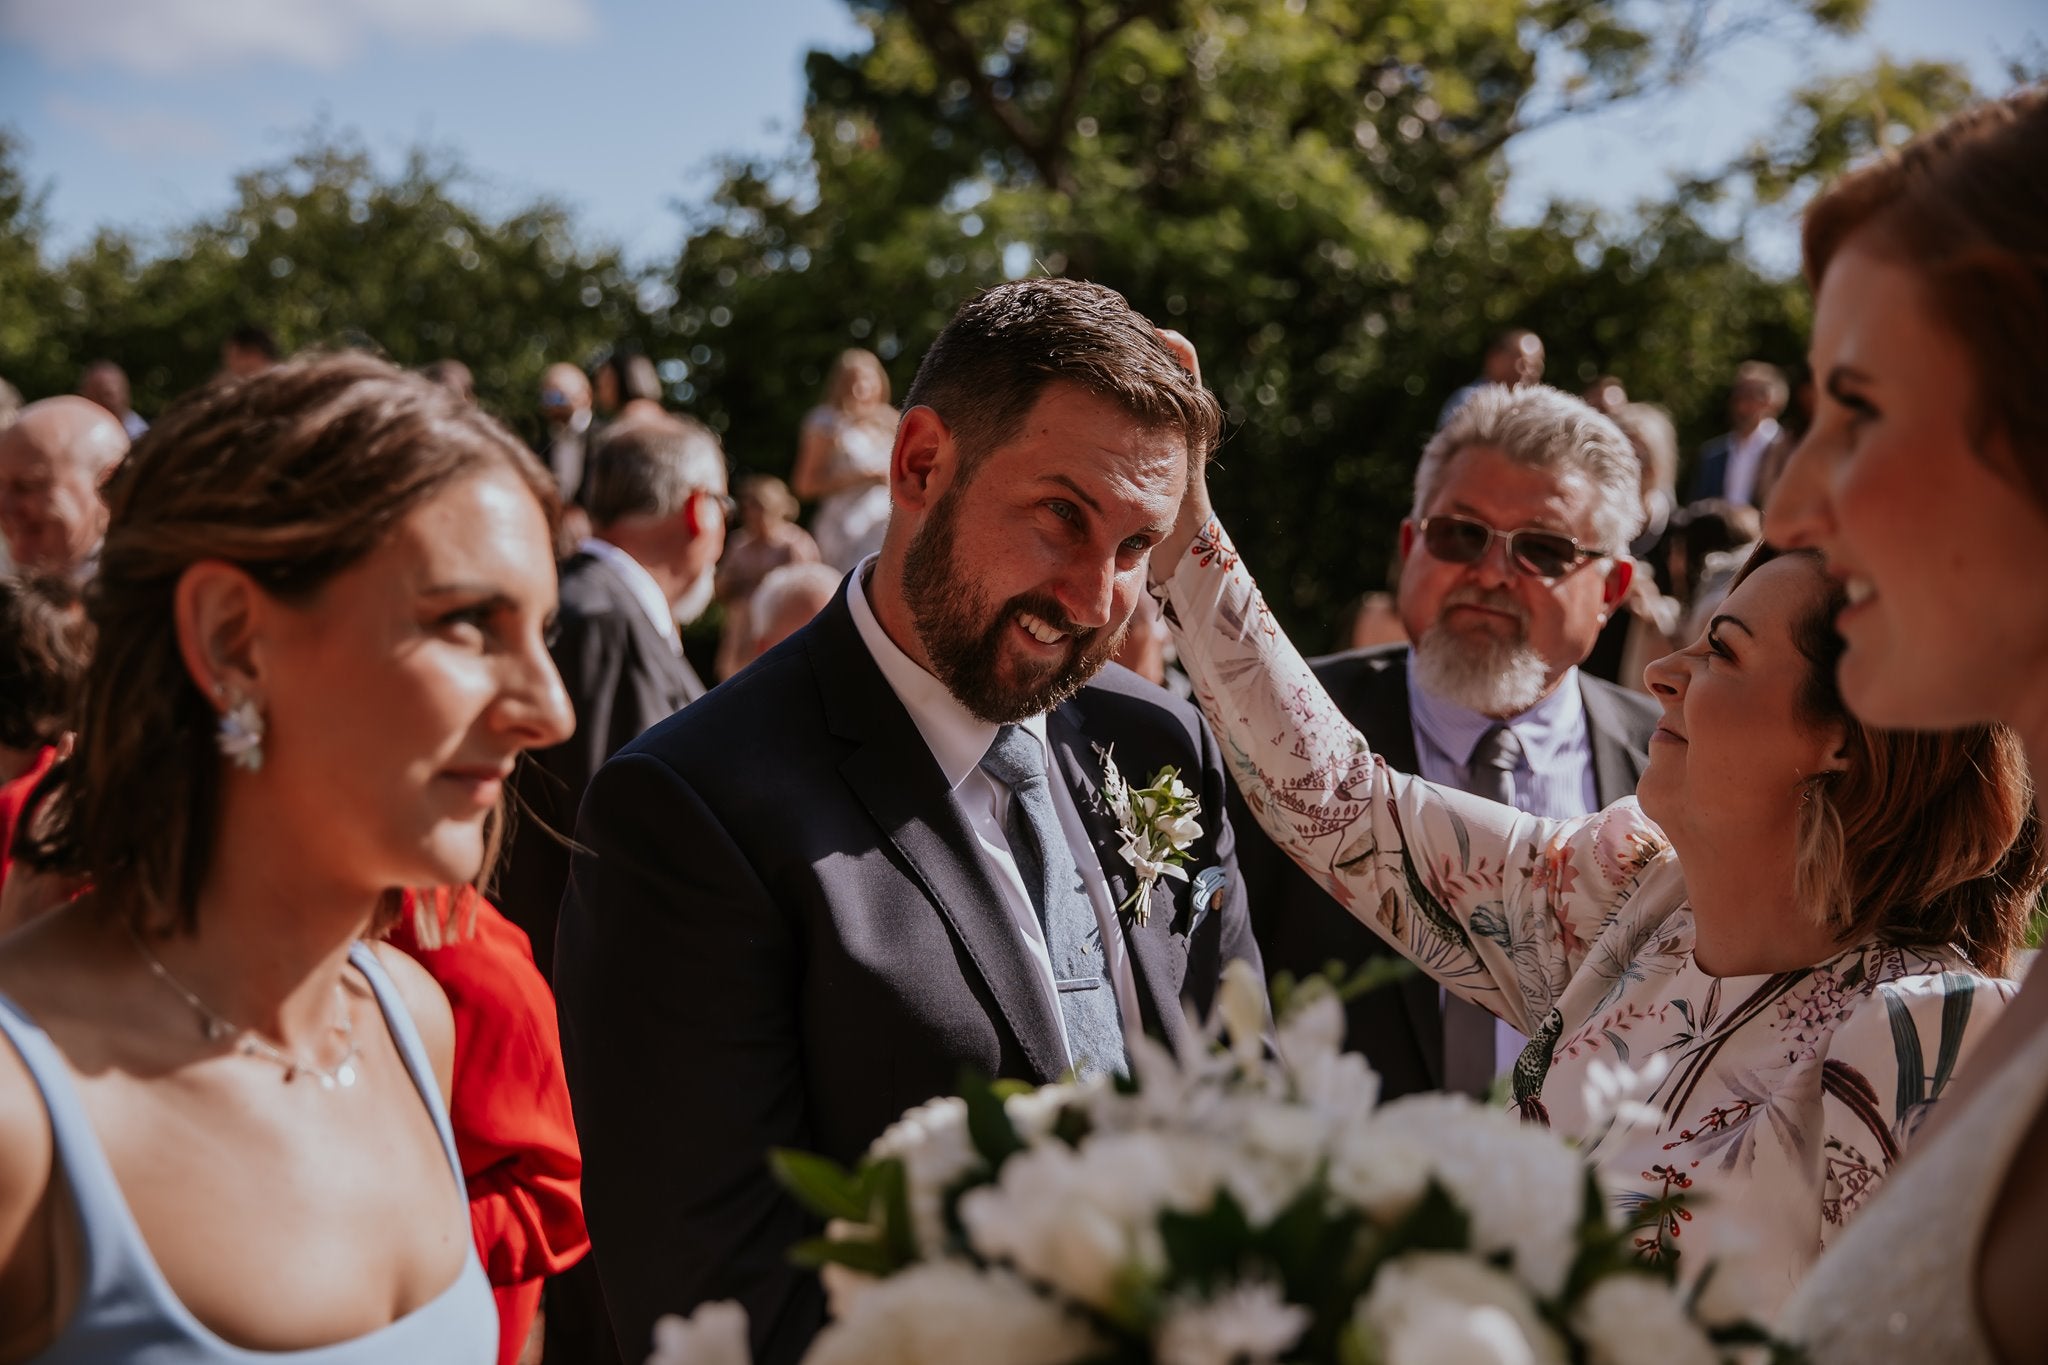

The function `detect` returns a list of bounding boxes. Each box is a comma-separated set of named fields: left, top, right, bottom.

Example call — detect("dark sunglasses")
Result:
left=1419, top=514, right=1608, bottom=581
left=699, top=490, right=739, bottom=519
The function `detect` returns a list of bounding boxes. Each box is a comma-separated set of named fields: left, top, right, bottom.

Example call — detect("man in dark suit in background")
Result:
left=1239, top=383, right=1657, bottom=1101
left=500, top=415, right=724, bottom=981
left=1690, top=360, right=1788, bottom=507
left=555, top=279, right=1262, bottom=1365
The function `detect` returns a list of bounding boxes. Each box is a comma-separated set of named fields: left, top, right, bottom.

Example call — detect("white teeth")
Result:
left=1844, top=578, right=1875, bottom=606
left=1018, top=612, right=1065, bottom=645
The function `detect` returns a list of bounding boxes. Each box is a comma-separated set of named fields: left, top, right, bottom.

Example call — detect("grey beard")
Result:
left=1411, top=622, right=1553, bottom=718
left=671, top=567, right=716, bottom=627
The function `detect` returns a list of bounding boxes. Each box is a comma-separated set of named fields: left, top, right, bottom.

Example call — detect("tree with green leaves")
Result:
left=666, top=0, right=1983, bottom=647
left=0, top=133, right=653, bottom=438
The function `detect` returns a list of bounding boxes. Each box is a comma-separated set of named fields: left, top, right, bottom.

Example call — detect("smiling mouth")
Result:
left=1017, top=610, right=1070, bottom=647
left=438, top=767, right=514, bottom=797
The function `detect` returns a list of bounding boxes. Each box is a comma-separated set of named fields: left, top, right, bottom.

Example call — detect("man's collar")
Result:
left=1406, top=651, right=1588, bottom=770
left=845, top=557, right=1049, bottom=790
left=578, top=537, right=677, bottom=643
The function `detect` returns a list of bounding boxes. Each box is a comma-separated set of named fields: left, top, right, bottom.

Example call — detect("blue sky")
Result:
left=0, top=0, right=2039, bottom=273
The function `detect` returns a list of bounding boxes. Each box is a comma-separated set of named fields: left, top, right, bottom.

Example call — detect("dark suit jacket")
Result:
left=1232, top=643, right=1655, bottom=1100
left=554, top=584, right=1261, bottom=1365
left=501, top=551, right=704, bottom=981
left=1691, top=433, right=1736, bottom=503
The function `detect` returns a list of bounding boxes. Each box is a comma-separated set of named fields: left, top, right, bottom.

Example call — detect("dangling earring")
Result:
left=215, top=687, right=266, bottom=772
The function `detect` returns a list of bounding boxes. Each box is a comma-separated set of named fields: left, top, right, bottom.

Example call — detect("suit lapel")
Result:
left=1579, top=676, right=1648, bottom=806
left=1357, top=655, right=1447, bottom=1086
left=811, top=592, right=1069, bottom=1084
left=1045, top=701, right=1192, bottom=1057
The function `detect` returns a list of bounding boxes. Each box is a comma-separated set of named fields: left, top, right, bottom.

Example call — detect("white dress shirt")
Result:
left=577, top=537, right=681, bottom=654
left=845, top=561, right=1143, bottom=1068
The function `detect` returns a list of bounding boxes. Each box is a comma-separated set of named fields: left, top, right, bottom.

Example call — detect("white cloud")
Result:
left=46, top=93, right=226, bottom=157
left=0, top=0, right=596, bottom=75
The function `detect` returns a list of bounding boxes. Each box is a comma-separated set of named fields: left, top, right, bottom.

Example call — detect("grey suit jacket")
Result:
left=554, top=581, right=1261, bottom=1365
left=1231, top=643, right=1656, bottom=1098
left=500, top=550, right=704, bottom=980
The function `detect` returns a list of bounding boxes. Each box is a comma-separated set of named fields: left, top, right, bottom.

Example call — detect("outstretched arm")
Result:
left=1146, top=374, right=1663, bottom=1031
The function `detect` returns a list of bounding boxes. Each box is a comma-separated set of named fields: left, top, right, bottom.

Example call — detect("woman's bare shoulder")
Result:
left=363, top=941, right=455, bottom=1105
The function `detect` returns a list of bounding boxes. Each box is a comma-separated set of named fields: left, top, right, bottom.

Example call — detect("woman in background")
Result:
left=713, top=474, right=820, bottom=681
left=793, top=348, right=899, bottom=572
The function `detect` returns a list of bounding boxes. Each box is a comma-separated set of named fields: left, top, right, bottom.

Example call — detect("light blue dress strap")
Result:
left=347, top=941, right=466, bottom=1179
left=0, top=942, right=496, bottom=1363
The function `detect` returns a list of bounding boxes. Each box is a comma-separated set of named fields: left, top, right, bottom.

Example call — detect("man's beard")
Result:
left=1410, top=588, right=1554, bottom=717
left=672, top=566, right=716, bottom=627
left=900, top=487, right=1129, bottom=724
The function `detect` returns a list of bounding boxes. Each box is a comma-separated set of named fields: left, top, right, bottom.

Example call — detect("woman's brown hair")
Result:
left=1802, top=85, right=2048, bottom=507
left=32, top=350, right=559, bottom=935
left=1736, top=544, right=2045, bottom=976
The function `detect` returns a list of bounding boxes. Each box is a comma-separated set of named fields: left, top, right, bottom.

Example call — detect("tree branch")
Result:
left=898, top=0, right=1070, bottom=190
left=899, top=0, right=1175, bottom=195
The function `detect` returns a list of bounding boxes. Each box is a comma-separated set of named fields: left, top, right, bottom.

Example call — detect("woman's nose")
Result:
left=1643, top=648, right=1686, bottom=700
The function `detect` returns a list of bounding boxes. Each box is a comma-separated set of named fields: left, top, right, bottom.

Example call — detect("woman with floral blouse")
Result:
left=1145, top=433, right=2044, bottom=1317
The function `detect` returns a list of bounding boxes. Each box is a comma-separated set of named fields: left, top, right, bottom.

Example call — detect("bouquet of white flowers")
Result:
left=648, top=964, right=1793, bottom=1365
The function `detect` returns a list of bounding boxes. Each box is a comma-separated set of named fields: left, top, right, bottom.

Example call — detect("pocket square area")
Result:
left=1186, top=866, right=1228, bottom=933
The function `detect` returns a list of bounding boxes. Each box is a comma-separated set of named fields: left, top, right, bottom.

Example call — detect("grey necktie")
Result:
left=1444, top=723, right=1525, bottom=1098
left=980, top=725, right=1129, bottom=1080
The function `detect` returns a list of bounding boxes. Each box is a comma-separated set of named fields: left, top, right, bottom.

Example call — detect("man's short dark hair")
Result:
left=902, top=278, right=1221, bottom=478
left=226, top=324, right=280, bottom=360
left=584, top=416, right=726, bottom=528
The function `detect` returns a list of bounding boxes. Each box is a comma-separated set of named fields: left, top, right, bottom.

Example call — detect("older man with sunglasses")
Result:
left=1234, top=383, right=1658, bottom=1100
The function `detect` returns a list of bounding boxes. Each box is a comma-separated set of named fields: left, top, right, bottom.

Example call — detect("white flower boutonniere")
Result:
left=1095, top=745, right=1202, bottom=927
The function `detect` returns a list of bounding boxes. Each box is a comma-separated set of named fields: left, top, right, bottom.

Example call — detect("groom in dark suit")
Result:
left=555, top=279, right=1261, bottom=1365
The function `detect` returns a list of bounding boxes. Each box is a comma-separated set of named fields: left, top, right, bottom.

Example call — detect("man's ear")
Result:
left=172, top=560, right=269, bottom=707
left=1397, top=518, right=1417, bottom=562
left=890, top=405, right=956, bottom=514
left=679, top=490, right=712, bottom=540
left=1599, top=556, right=1635, bottom=615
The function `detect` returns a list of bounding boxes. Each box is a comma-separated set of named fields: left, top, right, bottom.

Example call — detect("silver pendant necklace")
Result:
left=127, top=925, right=361, bottom=1089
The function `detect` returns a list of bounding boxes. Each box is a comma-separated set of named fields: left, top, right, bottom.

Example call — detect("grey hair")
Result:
left=750, top=561, right=843, bottom=641
left=1413, top=384, right=1644, bottom=554
left=585, top=416, right=726, bottom=527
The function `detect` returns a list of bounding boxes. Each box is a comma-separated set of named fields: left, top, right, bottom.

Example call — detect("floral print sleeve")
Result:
left=1811, top=961, right=2016, bottom=1242
left=1158, top=521, right=1671, bottom=1035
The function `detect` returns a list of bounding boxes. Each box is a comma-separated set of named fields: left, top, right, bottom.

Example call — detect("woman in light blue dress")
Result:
left=0, top=351, right=575, bottom=1362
